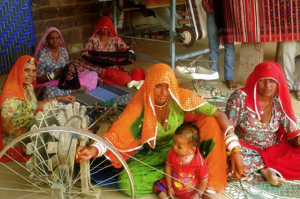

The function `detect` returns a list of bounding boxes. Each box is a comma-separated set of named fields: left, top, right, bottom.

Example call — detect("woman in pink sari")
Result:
left=34, top=27, right=98, bottom=100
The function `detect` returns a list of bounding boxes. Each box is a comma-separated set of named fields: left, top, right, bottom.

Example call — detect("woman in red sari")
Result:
left=80, top=16, right=134, bottom=86
left=226, top=62, right=300, bottom=186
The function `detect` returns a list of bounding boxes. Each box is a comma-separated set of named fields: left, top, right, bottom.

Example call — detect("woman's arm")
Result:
left=37, top=95, right=75, bottom=110
left=36, top=48, right=64, bottom=83
left=1, top=116, right=16, bottom=136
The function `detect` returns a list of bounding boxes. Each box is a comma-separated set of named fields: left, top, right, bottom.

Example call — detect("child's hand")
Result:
left=167, top=187, right=175, bottom=198
left=191, top=192, right=202, bottom=199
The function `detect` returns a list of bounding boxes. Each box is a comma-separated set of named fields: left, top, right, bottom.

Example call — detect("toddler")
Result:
left=154, top=122, right=208, bottom=199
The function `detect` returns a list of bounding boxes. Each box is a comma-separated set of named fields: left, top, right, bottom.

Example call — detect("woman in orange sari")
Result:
left=0, top=55, right=75, bottom=162
left=76, top=63, right=244, bottom=198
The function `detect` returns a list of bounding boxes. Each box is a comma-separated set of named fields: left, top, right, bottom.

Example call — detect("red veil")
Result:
left=240, top=62, right=300, bottom=180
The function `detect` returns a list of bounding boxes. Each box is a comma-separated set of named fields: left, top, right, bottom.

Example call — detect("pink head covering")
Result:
left=34, top=27, right=67, bottom=58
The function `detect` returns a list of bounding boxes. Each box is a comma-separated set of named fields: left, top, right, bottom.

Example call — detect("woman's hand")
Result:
left=57, top=95, right=75, bottom=103
left=81, top=50, right=89, bottom=57
left=75, top=146, right=98, bottom=163
left=66, top=64, right=75, bottom=81
left=201, top=0, right=212, bottom=15
left=54, top=69, right=62, bottom=78
left=289, top=136, right=300, bottom=147
left=230, top=150, right=245, bottom=178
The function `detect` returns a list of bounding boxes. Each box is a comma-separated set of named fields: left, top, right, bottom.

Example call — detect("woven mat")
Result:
left=73, top=84, right=136, bottom=106
left=203, top=87, right=300, bottom=199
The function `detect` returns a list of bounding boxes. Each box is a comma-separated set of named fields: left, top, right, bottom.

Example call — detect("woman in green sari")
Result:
left=76, top=63, right=244, bottom=198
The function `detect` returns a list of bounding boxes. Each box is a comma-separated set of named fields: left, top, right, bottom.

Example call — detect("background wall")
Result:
left=31, top=0, right=105, bottom=58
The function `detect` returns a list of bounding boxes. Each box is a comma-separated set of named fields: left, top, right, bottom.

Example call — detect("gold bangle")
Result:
left=298, top=136, right=300, bottom=145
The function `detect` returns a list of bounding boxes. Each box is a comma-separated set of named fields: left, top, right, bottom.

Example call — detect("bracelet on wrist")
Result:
left=167, top=185, right=172, bottom=189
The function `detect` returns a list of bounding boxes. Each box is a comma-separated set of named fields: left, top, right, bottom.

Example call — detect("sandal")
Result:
left=295, top=90, right=300, bottom=101
left=225, top=80, right=238, bottom=90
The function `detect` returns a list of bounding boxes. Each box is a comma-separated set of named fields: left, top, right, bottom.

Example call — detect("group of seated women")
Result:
left=0, top=15, right=300, bottom=199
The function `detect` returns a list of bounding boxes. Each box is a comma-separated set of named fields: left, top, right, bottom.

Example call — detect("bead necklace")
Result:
left=179, top=154, right=193, bottom=166
left=157, top=105, right=169, bottom=124
left=23, top=87, right=32, bottom=101
left=155, top=101, right=168, bottom=110
left=49, top=48, right=60, bottom=62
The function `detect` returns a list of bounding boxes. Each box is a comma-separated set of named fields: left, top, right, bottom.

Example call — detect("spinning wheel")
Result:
left=0, top=102, right=134, bottom=199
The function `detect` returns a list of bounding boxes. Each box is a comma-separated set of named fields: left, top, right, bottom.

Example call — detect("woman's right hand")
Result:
left=230, top=150, right=245, bottom=178
left=75, top=146, right=98, bottom=163
left=81, top=50, right=89, bottom=57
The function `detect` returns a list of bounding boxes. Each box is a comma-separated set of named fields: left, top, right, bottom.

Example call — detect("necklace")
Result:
left=157, top=105, right=169, bottom=124
left=179, top=155, right=192, bottom=166
left=260, top=97, right=273, bottom=114
left=155, top=101, right=168, bottom=110
left=23, top=87, right=32, bottom=101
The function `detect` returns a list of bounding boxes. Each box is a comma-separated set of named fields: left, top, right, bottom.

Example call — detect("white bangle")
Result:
left=225, top=136, right=238, bottom=146
left=91, top=142, right=107, bottom=157
left=228, top=141, right=241, bottom=151
left=225, top=126, right=234, bottom=136
left=128, top=50, right=134, bottom=54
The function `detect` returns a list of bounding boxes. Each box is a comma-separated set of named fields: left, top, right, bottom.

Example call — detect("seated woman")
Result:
left=0, top=55, right=75, bottom=162
left=34, top=27, right=98, bottom=100
left=226, top=62, right=300, bottom=187
left=80, top=16, right=134, bottom=86
left=76, top=63, right=244, bottom=199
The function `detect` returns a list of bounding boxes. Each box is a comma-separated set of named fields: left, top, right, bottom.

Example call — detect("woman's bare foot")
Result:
left=260, top=168, right=286, bottom=187
left=71, top=86, right=88, bottom=93
left=225, top=80, right=238, bottom=90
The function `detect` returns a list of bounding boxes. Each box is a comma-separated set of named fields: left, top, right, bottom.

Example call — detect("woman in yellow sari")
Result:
left=76, top=63, right=244, bottom=198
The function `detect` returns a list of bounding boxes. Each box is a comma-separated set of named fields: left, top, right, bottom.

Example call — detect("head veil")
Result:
left=0, top=55, right=38, bottom=107
left=103, top=63, right=206, bottom=165
left=240, top=62, right=299, bottom=136
left=34, top=27, right=67, bottom=58
left=92, top=16, right=118, bottom=37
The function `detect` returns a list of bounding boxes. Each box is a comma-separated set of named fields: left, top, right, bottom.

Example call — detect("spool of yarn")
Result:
left=131, top=68, right=145, bottom=81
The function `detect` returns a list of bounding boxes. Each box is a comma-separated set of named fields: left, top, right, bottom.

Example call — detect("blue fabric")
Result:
left=88, top=87, right=117, bottom=101
left=207, top=12, right=235, bottom=80
left=100, top=84, right=130, bottom=96
left=90, top=158, right=121, bottom=190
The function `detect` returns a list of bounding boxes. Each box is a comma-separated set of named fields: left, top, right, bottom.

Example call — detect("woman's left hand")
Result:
left=230, top=152, right=245, bottom=178
left=66, top=64, right=75, bottom=81
left=57, top=95, right=75, bottom=103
